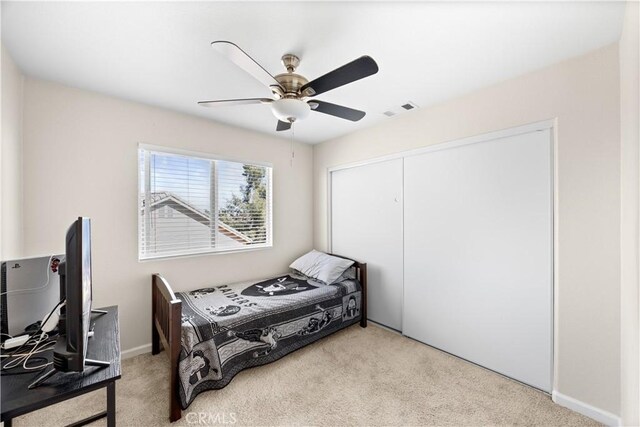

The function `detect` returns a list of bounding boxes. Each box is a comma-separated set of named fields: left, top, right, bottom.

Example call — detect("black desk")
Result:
left=1, top=306, right=121, bottom=427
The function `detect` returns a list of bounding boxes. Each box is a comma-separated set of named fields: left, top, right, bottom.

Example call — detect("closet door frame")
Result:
left=327, top=118, right=557, bottom=391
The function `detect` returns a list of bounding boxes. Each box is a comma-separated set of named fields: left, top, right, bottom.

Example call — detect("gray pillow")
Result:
left=335, top=266, right=357, bottom=283
left=289, top=250, right=354, bottom=285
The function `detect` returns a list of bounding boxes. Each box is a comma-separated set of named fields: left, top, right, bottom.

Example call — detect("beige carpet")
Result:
left=11, top=324, right=599, bottom=426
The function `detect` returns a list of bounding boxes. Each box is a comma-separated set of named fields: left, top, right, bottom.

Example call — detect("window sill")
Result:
left=138, top=244, right=273, bottom=262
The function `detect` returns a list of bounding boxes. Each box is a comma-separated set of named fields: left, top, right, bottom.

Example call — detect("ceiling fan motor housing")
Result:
left=273, top=54, right=311, bottom=99
left=274, top=73, right=309, bottom=98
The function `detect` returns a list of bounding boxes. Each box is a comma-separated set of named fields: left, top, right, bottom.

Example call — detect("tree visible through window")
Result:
left=219, top=165, right=268, bottom=243
left=139, top=147, right=272, bottom=260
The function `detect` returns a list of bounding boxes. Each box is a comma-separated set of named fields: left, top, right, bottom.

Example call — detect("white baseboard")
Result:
left=367, top=319, right=402, bottom=335
left=552, top=390, right=621, bottom=426
left=122, top=343, right=152, bottom=359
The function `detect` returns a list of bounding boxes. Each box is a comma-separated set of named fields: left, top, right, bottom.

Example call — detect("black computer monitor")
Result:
left=28, top=217, right=108, bottom=389
left=53, top=217, right=92, bottom=372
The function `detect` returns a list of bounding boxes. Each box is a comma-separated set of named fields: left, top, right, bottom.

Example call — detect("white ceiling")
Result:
left=1, top=1, right=625, bottom=144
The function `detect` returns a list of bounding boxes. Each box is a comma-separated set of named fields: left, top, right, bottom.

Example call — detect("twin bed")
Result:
left=151, top=254, right=367, bottom=422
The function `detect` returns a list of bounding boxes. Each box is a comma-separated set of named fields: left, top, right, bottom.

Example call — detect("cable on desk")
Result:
left=1, top=334, right=56, bottom=371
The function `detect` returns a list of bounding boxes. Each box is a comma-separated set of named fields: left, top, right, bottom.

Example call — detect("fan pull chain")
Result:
left=290, top=122, right=295, bottom=167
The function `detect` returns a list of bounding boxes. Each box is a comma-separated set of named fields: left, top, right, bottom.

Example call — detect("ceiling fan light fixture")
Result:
left=270, top=98, right=311, bottom=123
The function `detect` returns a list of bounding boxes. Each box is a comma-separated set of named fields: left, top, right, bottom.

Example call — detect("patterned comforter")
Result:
left=175, top=272, right=363, bottom=408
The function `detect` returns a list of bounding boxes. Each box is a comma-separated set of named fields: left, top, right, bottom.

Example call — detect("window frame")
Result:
left=137, top=144, right=273, bottom=261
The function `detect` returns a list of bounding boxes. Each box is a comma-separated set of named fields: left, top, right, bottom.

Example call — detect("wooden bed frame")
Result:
left=151, top=255, right=367, bottom=422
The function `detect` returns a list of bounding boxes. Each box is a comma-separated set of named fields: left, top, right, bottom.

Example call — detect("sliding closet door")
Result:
left=331, top=159, right=403, bottom=331
left=403, top=129, right=552, bottom=391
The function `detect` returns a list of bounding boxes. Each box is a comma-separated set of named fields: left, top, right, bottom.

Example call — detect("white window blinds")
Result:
left=138, top=147, right=272, bottom=260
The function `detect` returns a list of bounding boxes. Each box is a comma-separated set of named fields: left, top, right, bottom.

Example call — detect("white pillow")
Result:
left=289, top=250, right=354, bottom=285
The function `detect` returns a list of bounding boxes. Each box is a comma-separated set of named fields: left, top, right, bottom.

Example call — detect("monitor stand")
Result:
left=28, top=311, right=111, bottom=389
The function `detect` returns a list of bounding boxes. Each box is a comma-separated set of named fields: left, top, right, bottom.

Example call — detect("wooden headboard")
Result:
left=328, top=253, right=367, bottom=329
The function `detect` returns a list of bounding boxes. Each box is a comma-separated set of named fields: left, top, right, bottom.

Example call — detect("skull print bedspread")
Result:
left=175, top=272, right=363, bottom=409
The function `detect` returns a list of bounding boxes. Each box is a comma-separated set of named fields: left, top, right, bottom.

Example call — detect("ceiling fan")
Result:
left=198, top=41, right=379, bottom=131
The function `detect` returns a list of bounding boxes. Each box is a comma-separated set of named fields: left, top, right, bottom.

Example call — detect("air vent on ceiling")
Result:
left=383, top=101, right=419, bottom=118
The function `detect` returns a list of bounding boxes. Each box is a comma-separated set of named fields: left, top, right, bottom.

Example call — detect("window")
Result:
left=138, top=146, right=272, bottom=260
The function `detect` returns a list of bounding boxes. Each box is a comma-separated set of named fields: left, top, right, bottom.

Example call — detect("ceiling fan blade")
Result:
left=212, top=41, right=283, bottom=91
left=198, top=98, right=273, bottom=108
left=301, top=56, right=378, bottom=97
left=276, top=120, right=292, bottom=131
left=308, top=100, right=366, bottom=121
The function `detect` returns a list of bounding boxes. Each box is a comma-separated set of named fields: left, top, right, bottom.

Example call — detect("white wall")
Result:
left=20, top=78, right=313, bottom=352
left=314, top=44, right=621, bottom=418
left=1, top=44, right=24, bottom=260
left=620, top=1, right=640, bottom=425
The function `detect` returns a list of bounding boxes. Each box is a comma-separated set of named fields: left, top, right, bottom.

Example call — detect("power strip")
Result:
left=2, top=335, right=30, bottom=350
